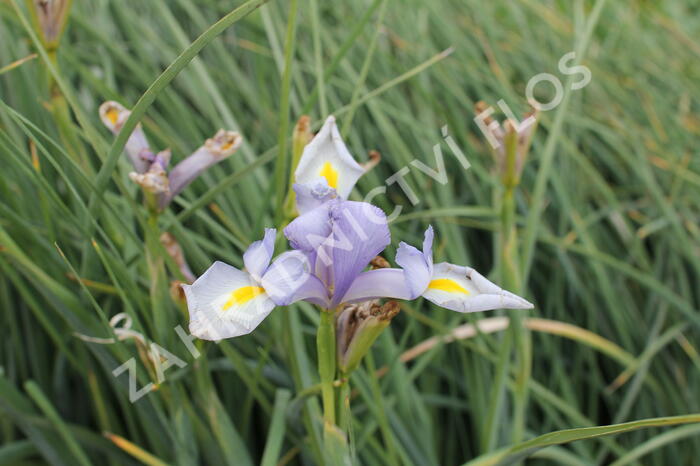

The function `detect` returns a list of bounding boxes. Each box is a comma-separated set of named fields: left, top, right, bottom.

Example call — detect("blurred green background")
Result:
left=1, top=0, right=699, bottom=464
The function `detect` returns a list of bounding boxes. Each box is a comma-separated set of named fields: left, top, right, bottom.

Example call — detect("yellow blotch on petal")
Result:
left=106, top=107, right=119, bottom=125
left=222, top=286, right=265, bottom=311
left=427, top=279, right=470, bottom=295
left=319, top=162, right=339, bottom=189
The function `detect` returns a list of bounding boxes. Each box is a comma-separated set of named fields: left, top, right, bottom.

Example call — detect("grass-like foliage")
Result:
left=1, top=0, right=699, bottom=464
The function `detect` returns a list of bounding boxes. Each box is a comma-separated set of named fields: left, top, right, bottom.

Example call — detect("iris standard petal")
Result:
left=394, top=225, right=434, bottom=298
left=293, top=178, right=337, bottom=214
left=326, top=200, right=391, bottom=306
left=395, top=247, right=428, bottom=298
left=261, top=250, right=329, bottom=306
left=284, top=202, right=337, bottom=289
left=183, top=261, right=275, bottom=340
left=422, top=225, right=434, bottom=266
left=283, top=201, right=334, bottom=252
left=340, top=268, right=413, bottom=303
left=125, top=130, right=152, bottom=174
left=294, top=116, right=364, bottom=199
left=421, top=262, right=534, bottom=313
left=244, top=228, right=276, bottom=281
left=284, top=199, right=391, bottom=307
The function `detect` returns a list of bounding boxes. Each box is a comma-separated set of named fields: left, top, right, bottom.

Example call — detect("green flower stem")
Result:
left=26, top=0, right=92, bottom=175
left=49, top=90, right=92, bottom=174
left=484, top=126, right=531, bottom=452
left=500, top=129, right=530, bottom=447
left=317, top=309, right=351, bottom=465
left=336, top=376, right=350, bottom=434
left=502, top=187, right=531, bottom=447
left=145, top=213, right=169, bottom=343
left=317, top=308, right=337, bottom=426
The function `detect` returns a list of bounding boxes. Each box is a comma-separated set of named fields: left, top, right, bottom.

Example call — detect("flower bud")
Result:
left=336, top=300, right=400, bottom=374
left=292, top=116, right=312, bottom=161
left=475, top=101, right=538, bottom=188
left=30, top=0, right=71, bottom=47
left=169, top=280, right=189, bottom=314
left=284, top=116, right=314, bottom=218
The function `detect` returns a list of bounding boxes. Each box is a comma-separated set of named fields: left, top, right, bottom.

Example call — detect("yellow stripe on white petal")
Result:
left=221, top=286, right=265, bottom=311
left=318, top=161, right=339, bottom=189
left=182, top=261, right=275, bottom=341
left=422, top=262, right=533, bottom=313
left=427, top=278, right=470, bottom=295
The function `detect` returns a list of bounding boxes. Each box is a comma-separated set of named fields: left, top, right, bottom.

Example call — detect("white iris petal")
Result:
left=294, top=116, right=365, bottom=199
left=422, top=262, right=533, bottom=313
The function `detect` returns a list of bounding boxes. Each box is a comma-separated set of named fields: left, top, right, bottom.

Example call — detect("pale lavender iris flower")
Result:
left=183, top=114, right=532, bottom=341
left=185, top=199, right=533, bottom=341
left=184, top=200, right=390, bottom=340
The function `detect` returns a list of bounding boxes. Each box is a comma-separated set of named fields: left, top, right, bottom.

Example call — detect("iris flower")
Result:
left=183, top=116, right=532, bottom=341
left=184, top=199, right=532, bottom=340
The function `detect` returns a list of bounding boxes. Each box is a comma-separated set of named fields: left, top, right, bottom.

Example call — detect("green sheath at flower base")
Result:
left=284, top=115, right=313, bottom=218
left=337, top=300, right=400, bottom=374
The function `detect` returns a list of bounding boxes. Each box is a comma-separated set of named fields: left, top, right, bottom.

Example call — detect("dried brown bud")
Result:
left=378, top=300, right=400, bottom=321
left=160, top=233, right=195, bottom=283
left=129, top=162, right=169, bottom=195
left=475, top=101, right=494, bottom=125
left=362, top=150, right=382, bottom=172
left=336, top=300, right=401, bottom=373
left=370, top=255, right=390, bottom=269
left=169, top=280, right=188, bottom=304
